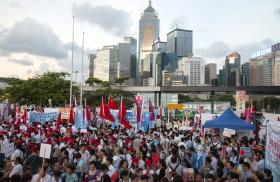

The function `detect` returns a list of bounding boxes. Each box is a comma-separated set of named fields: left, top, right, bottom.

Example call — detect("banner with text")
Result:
left=266, top=120, right=280, bottom=182
left=1, top=143, right=15, bottom=157
left=236, top=90, right=246, bottom=112
left=29, top=111, right=59, bottom=123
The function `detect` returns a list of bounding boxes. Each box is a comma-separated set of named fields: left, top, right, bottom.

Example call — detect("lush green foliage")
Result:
left=3, top=72, right=78, bottom=106
left=84, top=77, right=134, bottom=108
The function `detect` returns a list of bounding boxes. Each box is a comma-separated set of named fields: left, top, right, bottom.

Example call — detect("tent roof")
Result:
left=204, top=108, right=255, bottom=130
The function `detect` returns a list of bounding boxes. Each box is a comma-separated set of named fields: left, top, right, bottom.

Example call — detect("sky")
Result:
left=0, top=0, right=279, bottom=80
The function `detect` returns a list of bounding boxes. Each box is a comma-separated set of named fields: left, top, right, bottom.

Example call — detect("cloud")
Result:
left=170, top=15, right=188, bottom=29
left=0, top=18, right=68, bottom=59
left=8, top=58, right=34, bottom=66
left=196, top=41, right=231, bottom=58
left=275, top=8, right=280, bottom=17
left=196, top=39, right=276, bottom=64
left=72, top=2, right=133, bottom=36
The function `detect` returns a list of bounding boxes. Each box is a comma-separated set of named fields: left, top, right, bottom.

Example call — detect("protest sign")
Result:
left=236, top=90, right=246, bottom=112
left=39, top=143, right=52, bottom=159
left=29, top=111, right=58, bottom=123
left=59, top=108, right=70, bottom=120
left=1, top=143, right=15, bottom=157
left=266, top=120, right=280, bottom=182
left=239, top=147, right=251, bottom=158
left=223, top=128, right=236, bottom=137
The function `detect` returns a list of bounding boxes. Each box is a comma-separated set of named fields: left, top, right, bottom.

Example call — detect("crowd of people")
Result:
left=0, top=114, right=274, bottom=182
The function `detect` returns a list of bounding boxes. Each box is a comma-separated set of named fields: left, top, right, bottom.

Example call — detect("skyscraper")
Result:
left=221, top=52, right=241, bottom=86
left=241, top=63, right=249, bottom=86
left=249, top=46, right=276, bottom=86
left=205, top=63, right=217, bottom=85
left=178, top=57, right=205, bottom=86
left=249, top=53, right=274, bottom=86
left=138, top=0, right=160, bottom=83
left=118, top=37, right=137, bottom=81
left=272, top=43, right=280, bottom=86
left=93, top=45, right=118, bottom=82
left=167, top=28, right=193, bottom=58
left=88, top=54, right=96, bottom=78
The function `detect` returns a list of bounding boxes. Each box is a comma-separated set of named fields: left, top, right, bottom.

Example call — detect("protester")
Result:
left=0, top=102, right=274, bottom=182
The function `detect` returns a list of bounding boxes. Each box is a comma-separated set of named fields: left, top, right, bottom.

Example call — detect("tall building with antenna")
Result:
left=138, top=0, right=160, bottom=84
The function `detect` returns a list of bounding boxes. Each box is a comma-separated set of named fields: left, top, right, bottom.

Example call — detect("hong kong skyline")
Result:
left=0, top=0, right=279, bottom=79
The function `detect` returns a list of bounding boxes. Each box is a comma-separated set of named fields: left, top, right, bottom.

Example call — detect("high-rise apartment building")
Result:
left=167, top=28, right=193, bottom=58
left=178, top=57, right=205, bottom=86
left=138, top=0, right=160, bottom=82
left=205, top=63, right=217, bottom=85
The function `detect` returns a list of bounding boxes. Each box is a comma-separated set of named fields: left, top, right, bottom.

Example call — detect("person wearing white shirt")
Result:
left=9, top=157, right=23, bottom=177
left=208, top=151, right=217, bottom=172
left=31, top=166, right=52, bottom=182
left=13, top=145, right=23, bottom=160
left=34, top=133, right=41, bottom=144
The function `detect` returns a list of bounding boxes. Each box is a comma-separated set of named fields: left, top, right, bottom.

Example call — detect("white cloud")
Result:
left=8, top=58, right=33, bottom=66
left=0, top=18, right=68, bottom=59
left=195, top=39, right=276, bottom=64
left=72, top=2, right=133, bottom=36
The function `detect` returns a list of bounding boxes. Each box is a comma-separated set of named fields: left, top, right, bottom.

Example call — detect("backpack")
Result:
left=169, top=164, right=179, bottom=177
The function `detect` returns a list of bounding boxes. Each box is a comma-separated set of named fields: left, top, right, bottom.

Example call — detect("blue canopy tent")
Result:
left=204, top=108, right=255, bottom=130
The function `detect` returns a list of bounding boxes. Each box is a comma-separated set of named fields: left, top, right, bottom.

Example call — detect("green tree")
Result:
left=84, top=77, right=133, bottom=109
left=3, top=72, right=78, bottom=106
left=115, top=77, right=129, bottom=89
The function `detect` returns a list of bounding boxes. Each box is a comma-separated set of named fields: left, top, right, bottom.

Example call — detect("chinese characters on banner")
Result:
left=236, top=90, right=246, bottom=112
left=265, top=120, right=280, bottom=182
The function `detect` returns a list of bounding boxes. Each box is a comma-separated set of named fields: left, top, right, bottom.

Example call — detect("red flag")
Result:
left=69, top=108, right=74, bottom=124
left=149, top=99, right=155, bottom=121
left=239, top=149, right=245, bottom=157
left=118, top=98, right=130, bottom=129
left=56, top=112, right=62, bottom=130
left=100, top=97, right=114, bottom=122
left=108, top=96, right=118, bottom=110
left=86, top=106, right=91, bottom=121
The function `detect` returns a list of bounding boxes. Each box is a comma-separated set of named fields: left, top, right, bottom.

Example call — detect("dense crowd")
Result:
left=0, top=116, right=274, bottom=182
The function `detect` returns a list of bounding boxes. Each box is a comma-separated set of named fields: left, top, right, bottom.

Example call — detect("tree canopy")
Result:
left=3, top=72, right=78, bottom=106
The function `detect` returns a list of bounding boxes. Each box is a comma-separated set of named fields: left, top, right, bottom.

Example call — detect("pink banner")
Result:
left=134, top=96, right=143, bottom=123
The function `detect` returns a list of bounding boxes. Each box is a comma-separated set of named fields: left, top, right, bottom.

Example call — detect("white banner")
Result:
left=265, top=120, right=280, bottom=182
left=1, top=143, right=15, bottom=157
left=223, top=128, right=236, bottom=137
left=39, top=143, right=52, bottom=159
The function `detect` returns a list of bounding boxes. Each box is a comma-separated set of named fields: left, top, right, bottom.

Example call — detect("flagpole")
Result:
left=120, top=97, right=122, bottom=124
left=70, top=16, right=75, bottom=107
left=80, top=32, right=84, bottom=107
